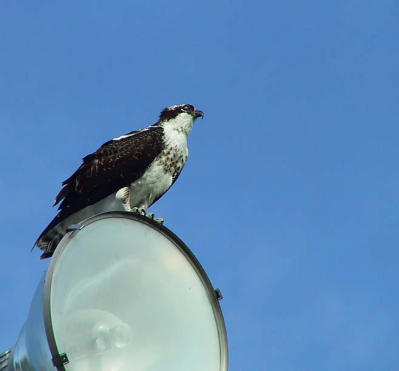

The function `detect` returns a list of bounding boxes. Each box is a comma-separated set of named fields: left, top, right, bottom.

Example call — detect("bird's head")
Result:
left=158, top=104, right=203, bottom=134
left=160, top=104, right=204, bottom=121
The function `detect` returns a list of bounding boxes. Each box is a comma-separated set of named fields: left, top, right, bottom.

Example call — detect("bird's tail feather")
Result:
left=34, top=214, right=68, bottom=259
left=36, top=232, right=65, bottom=259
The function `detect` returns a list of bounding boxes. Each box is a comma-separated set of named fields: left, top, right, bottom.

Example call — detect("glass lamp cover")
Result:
left=47, top=213, right=227, bottom=371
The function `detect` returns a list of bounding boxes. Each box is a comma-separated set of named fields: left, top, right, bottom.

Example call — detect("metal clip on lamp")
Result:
left=2, top=212, right=228, bottom=371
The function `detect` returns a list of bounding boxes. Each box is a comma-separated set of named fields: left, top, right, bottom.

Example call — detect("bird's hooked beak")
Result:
left=194, top=109, right=204, bottom=119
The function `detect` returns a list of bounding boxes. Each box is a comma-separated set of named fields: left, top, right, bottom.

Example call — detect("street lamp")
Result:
left=2, top=212, right=228, bottom=370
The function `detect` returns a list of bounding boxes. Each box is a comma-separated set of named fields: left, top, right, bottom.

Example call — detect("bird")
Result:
left=35, top=104, right=203, bottom=259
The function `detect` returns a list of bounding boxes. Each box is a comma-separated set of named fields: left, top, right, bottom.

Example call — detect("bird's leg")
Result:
left=116, top=189, right=163, bottom=224
left=115, top=187, right=132, bottom=211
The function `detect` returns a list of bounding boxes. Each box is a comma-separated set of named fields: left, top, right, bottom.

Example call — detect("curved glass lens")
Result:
left=49, top=216, right=224, bottom=371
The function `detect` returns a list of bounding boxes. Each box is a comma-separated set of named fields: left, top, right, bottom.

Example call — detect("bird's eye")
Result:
left=183, top=104, right=193, bottom=112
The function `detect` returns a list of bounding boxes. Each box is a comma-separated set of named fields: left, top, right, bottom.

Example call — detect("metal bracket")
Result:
left=66, top=224, right=82, bottom=232
left=214, top=288, right=223, bottom=300
left=52, top=352, right=69, bottom=368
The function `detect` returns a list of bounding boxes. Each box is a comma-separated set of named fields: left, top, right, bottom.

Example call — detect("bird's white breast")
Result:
left=128, top=124, right=189, bottom=210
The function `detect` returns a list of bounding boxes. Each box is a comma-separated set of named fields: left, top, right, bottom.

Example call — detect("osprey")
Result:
left=35, top=104, right=203, bottom=258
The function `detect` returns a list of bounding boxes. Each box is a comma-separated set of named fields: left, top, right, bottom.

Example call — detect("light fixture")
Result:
left=3, top=212, right=228, bottom=370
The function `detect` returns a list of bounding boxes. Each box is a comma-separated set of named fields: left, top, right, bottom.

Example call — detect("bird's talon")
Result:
left=154, top=217, right=164, bottom=225
left=132, top=207, right=145, bottom=215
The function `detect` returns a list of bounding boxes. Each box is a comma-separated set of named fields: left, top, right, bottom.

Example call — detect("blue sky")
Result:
left=0, top=1, right=398, bottom=370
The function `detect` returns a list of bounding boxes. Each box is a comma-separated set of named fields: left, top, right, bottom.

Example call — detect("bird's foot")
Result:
left=145, top=213, right=164, bottom=225
left=131, top=208, right=164, bottom=225
left=131, top=207, right=146, bottom=216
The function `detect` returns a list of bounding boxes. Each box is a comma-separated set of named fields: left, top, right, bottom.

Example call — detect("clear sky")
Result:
left=0, top=1, right=398, bottom=370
